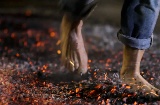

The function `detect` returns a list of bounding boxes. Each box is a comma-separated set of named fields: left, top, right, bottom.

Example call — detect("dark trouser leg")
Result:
left=118, top=0, right=160, bottom=49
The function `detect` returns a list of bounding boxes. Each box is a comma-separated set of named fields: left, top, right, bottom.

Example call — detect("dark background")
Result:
left=0, top=0, right=160, bottom=33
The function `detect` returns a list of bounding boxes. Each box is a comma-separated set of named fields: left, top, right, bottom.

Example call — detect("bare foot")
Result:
left=120, top=72, right=160, bottom=97
left=60, top=14, right=88, bottom=74
left=70, top=20, right=88, bottom=74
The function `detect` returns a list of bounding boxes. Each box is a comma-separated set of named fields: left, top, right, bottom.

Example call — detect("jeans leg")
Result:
left=118, top=0, right=160, bottom=49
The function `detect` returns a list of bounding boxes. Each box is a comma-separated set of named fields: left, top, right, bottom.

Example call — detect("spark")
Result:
left=25, top=9, right=32, bottom=16
left=57, top=50, right=61, bottom=54
left=50, top=32, right=56, bottom=38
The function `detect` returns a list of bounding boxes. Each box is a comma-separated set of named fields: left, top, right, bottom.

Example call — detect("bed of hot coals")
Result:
left=0, top=15, right=160, bottom=105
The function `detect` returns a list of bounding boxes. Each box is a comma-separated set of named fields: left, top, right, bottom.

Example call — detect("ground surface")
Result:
left=0, top=13, right=160, bottom=105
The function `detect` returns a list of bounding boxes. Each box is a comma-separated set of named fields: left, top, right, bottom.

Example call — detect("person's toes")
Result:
left=121, top=73, right=159, bottom=97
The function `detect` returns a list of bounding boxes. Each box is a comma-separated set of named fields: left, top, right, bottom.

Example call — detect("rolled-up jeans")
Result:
left=118, top=0, right=160, bottom=49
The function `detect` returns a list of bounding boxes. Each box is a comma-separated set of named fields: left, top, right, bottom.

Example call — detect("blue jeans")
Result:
left=118, top=0, right=160, bottom=49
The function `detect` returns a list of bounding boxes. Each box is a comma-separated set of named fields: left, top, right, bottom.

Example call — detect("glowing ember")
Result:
left=88, top=59, right=92, bottom=63
left=57, top=50, right=61, bottom=54
left=95, top=84, right=102, bottom=89
left=126, top=85, right=131, bottom=89
left=25, top=9, right=32, bottom=16
left=16, top=53, right=20, bottom=57
left=50, top=32, right=56, bottom=38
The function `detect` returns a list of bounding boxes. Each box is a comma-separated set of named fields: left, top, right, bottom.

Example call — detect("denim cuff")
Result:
left=117, top=31, right=153, bottom=50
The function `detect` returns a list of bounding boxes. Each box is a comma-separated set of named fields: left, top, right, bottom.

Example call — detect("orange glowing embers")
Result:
left=24, top=41, right=28, bottom=46
left=150, top=77, right=154, bottom=81
left=50, top=32, right=56, bottom=38
left=88, top=59, right=92, bottom=63
left=1, top=15, right=159, bottom=104
left=16, top=53, right=20, bottom=57
left=97, top=96, right=101, bottom=101
left=11, top=33, right=16, bottom=38
left=105, top=63, right=109, bottom=67
left=43, top=65, right=48, bottom=70
left=36, top=42, right=45, bottom=47
left=106, top=59, right=111, bottom=63
left=25, top=9, right=32, bottom=16
left=89, top=90, right=96, bottom=96
left=105, top=59, right=111, bottom=67
left=133, top=101, right=138, bottom=105
left=3, top=29, right=8, bottom=34
left=126, top=85, right=131, bottom=89
left=42, top=69, right=46, bottom=73
left=27, top=30, right=33, bottom=37
left=94, top=72, right=97, bottom=78
left=57, top=50, right=61, bottom=55
left=88, top=66, right=91, bottom=69
left=95, top=84, right=102, bottom=89
left=122, top=84, right=126, bottom=87
left=101, top=100, right=105, bottom=104
left=41, top=65, right=48, bottom=73
left=48, top=28, right=57, bottom=38
left=111, top=86, right=117, bottom=93
left=76, top=88, right=80, bottom=93
left=106, top=99, right=111, bottom=104
left=76, top=88, right=81, bottom=97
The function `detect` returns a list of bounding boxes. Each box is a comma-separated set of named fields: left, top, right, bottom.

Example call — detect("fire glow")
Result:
left=0, top=16, right=160, bottom=105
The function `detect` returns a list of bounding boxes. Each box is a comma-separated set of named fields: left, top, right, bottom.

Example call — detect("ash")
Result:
left=0, top=15, right=160, bottom=105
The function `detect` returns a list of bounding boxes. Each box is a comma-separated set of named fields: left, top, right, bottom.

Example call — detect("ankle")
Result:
left=75, top=20, right=83, bottom=30
left=120, top=66, right=140, bottom=76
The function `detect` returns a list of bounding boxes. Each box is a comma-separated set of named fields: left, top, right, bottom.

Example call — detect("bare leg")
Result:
left=60, top=0, right=97, bottom=75
left=71, top=20, right=88, bottom=74
left=61, top=15, right=88, bottom=74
